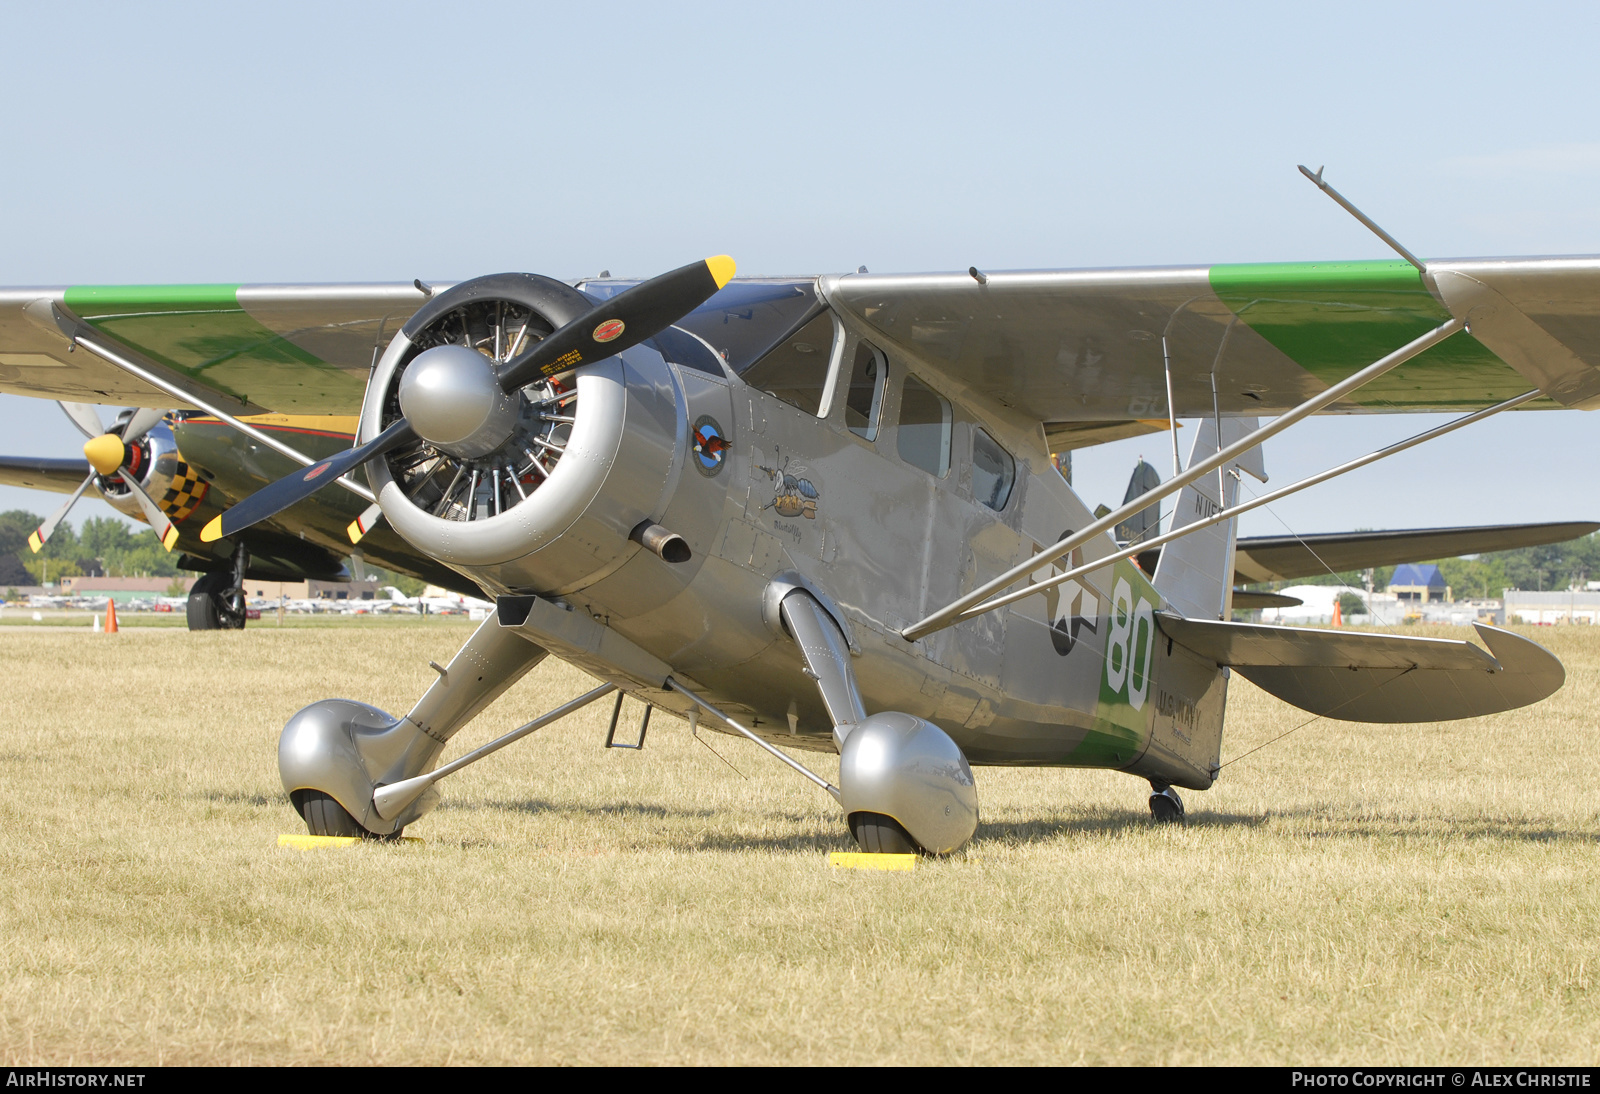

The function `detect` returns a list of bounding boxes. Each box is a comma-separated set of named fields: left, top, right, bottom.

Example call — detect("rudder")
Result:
left=1150, top=418, right=1265, bottom=619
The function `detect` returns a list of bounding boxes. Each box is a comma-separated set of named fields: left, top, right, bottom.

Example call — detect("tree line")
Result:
left=0, top=509, right=181, bottom=584
left=0, top=508, right=426, bottom=597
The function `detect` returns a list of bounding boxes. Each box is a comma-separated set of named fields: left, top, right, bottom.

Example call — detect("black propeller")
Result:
left=203, top=255, right=735, bottom=543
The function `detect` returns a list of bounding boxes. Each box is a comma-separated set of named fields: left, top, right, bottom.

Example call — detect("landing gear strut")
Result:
left=186, top=543, right=249, bottom=631
left=1148, top=781, right=1185, bottom=824
left=779, top=589, right=979, bottom=855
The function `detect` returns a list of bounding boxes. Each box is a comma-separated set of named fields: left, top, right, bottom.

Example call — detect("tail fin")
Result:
left=1151, top=417, right=1265, bottom=619
left=1115, top=459, right=1164, bottom=545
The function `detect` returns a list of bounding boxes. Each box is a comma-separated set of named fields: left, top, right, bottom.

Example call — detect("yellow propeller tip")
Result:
left=28, top=531, right=42, bottom=554
left=161, top=527, right=179, bottom=551
left=200, top=516, right=224, bottom=543
left=346, top=519, right=365, bottom=544
left=82, top=433, right=126, bottom=476
left=706, top=255, right=736, bottom=289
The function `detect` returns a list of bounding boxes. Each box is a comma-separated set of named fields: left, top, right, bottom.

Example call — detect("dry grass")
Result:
left=1, top=620, right=1597, bottom=1065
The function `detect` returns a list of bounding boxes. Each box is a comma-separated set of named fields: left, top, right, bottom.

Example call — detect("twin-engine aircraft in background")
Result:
left=3, top=170, right=1599, bottom=853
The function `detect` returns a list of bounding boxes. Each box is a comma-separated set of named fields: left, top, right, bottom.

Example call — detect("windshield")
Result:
left=579, top=277, right=820, bottom=374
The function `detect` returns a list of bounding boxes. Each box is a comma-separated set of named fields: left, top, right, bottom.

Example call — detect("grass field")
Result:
left=1, top=620, right=1596, bottom=1065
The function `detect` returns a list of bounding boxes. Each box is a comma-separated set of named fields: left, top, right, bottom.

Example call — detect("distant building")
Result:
left=58, top=575, right=196, bottom=603
left=1504, top=589, right=1600, bottom=625
left=1389, top=563, right=1450, bottom=604
left=243, top=578, right=379, bottom=602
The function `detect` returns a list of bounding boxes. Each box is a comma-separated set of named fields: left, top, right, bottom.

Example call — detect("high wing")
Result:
left=0, top=284, right=434, bottom=412
left=1232, top=520, right=1600, bottom=585
left=819, top=258, right=1600, bottom=442
left=6, top=258, right=1600, bottom=426
left=0, top=455, right=92, bottom=493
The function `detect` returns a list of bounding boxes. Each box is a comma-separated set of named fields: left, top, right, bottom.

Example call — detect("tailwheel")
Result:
left=291, top=789, right=400, bottom=840
left=849, top=811, right=919, bottom=854
left=1148, top=784, right=1186, bottom=825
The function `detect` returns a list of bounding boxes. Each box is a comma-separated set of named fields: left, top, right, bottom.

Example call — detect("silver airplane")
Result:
left=2, top=173, right=1597, bottom=852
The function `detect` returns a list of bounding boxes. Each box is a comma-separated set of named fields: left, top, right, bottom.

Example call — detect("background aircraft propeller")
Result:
left=204, top=255, right=735, bottom=543
left=29, top=402, right=179, bottom=553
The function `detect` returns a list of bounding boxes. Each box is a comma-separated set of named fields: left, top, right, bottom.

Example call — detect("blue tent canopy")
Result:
left=1390, top=563, right=1446, bottom=588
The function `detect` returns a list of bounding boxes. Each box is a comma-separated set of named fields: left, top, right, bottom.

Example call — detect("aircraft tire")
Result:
left=293, top=789, right=400, bottom=840
left=849, top=811, right=918, bottom=854
left=186, top=571, right=245, bottom=631
left=1148, top=788, right=1186, bottom=824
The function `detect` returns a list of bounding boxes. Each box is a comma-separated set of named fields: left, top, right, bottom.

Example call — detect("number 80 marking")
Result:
left=1105, top=576, right=1155, bottom=712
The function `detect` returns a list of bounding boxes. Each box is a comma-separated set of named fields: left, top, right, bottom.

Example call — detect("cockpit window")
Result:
left=739, top=309, right=837, bottom=415
left=897, top=374, right=951, bottom=477
left=971, top=428, right=1015, bottom=510
left=844, top=340, right=887, bottom=441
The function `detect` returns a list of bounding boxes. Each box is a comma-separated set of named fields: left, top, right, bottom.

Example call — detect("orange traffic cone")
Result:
left=105, top=599, right=119, bottom=634
left=1332, top=598, right=1343, bottom=628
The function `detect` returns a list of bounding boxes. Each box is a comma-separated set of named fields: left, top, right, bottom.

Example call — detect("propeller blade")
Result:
left=28, top=474, right=95, bottom=552
left=202, top=418, right=416, bottom=543
left=123, top=407, right=166, bottom=443
left=347, top=501, right=384, bottom=544
left=117, top=471, right=180, bottom=551
left=496, top=256, right=735, bottom=392
left=58, top=402, right=105, bottom=440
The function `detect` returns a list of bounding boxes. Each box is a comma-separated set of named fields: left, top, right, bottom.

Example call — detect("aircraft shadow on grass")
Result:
left=1180, top=808, right=1599, bottom=845
left=192, top=791, right=1595, bottom=850
left=444, top=800, right=1599, bottom=853
left=440, top=796, right=720, bottom=822
left=200, top=789, right=281, bottom=808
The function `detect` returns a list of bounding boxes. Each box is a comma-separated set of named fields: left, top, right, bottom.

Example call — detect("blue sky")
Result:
left=4, top=1, right=1600, bottom=538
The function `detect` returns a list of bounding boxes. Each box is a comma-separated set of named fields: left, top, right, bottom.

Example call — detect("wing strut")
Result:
left=938, top=388, right=1541, bottom=625
left=901, top=314, right=1467, bottom=641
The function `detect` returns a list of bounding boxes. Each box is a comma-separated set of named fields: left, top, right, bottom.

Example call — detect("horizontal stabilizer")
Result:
left=1233, top=521, right=1599, bottom=585
left=1230, top=590, right=1303, bottom=610
left=1157, top=614, right=1563, bottom=722
left=0, top=455, right=93, bottom=493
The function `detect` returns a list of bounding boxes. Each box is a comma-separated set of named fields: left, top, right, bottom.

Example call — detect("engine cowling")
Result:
left=360, top=273, right=722, bottom=601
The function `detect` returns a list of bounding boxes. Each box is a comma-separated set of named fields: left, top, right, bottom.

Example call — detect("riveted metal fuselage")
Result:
left=373, top=316, right=1227, bottom=790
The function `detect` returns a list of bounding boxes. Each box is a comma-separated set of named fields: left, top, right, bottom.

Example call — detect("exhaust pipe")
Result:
left=630, top=520, right=691, bottom=563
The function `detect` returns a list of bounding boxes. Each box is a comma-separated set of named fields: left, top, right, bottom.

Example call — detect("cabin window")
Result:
left=971, top=428, right=1015, bottom=510
left=897, top=374, right=951, bottom=477
left=740, top=309, right=838, bottom=415
left=844, top=340, right=887, bottom=441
